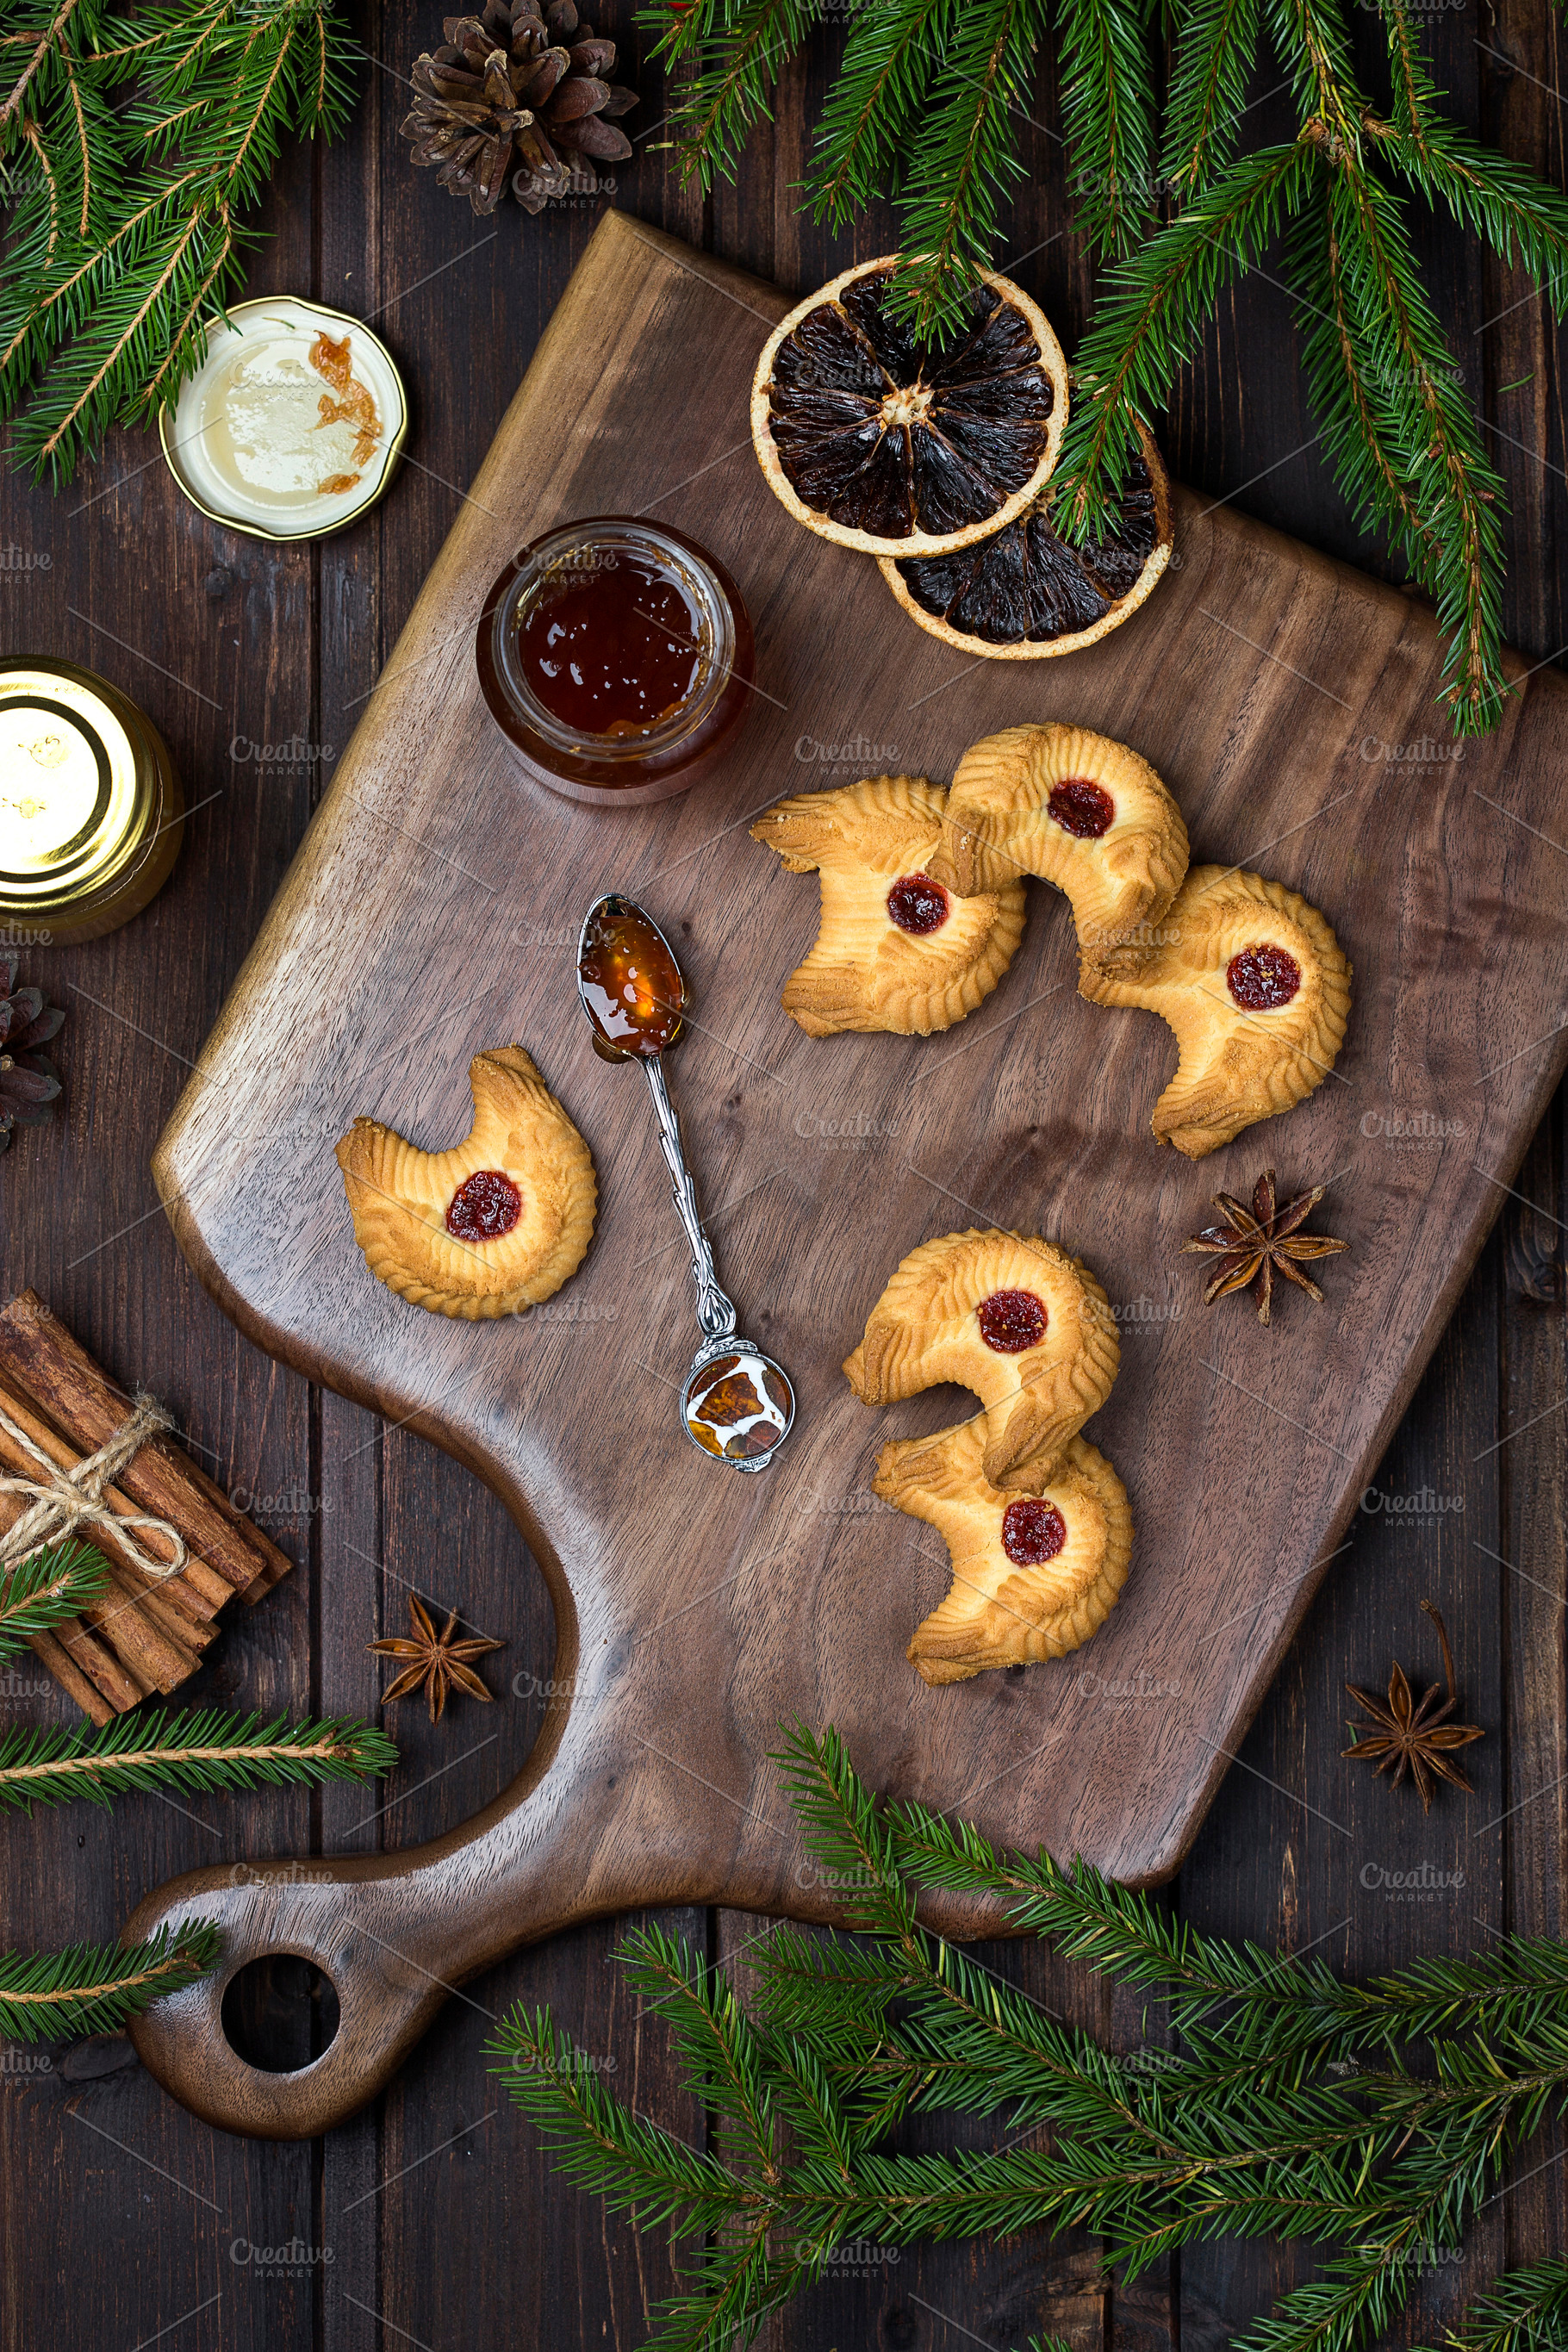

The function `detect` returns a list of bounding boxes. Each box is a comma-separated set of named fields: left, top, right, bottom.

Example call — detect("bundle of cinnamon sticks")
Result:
left=0, top=1291, right=294, bottom=1723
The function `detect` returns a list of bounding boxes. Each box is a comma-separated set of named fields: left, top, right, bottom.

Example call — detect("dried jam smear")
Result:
left=1048, top=780, right=1115, bottom=838
left=893, top=450, right=1160, bottom=644
left=886, top=874, right=950, bottom=935
left=446, top=1168, right=521, bottom=1241
left=766, top=272, right=1055, bottom=541
left=1227, top=944, right=1301, bottom=1011
left=1001, top=1497, right=1067, bottom=1565
left=977, top=1289, right=1047, bottom=1353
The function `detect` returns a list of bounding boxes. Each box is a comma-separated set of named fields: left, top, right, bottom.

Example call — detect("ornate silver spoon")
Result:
left=576, top=893, right=794, bottom=1472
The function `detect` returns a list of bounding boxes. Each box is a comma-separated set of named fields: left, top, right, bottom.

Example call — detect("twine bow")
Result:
left=0, top=1394, right=189, bottom=1581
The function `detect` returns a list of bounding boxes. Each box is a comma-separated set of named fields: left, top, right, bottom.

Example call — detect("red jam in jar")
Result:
left=518, top=551, right=704, bottom=737
left=476, top=518, right=755, bottom=806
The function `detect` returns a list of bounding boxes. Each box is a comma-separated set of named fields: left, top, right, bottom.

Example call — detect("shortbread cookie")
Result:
left=929, top=724, right=1188, bottom=977
left=750, top=774, right=1025, bottom=1036
left=1080, top=866, right=1352, bottom=1159
left=874, top=1419, right=1133, bottom=1684
left=336, top=1046, right=596, bottom=1318
left=843, top=1227, right=1118, bottom=1488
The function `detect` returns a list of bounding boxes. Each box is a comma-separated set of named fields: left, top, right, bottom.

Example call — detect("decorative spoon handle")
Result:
left=643, top=1055, right=737, bottom=1343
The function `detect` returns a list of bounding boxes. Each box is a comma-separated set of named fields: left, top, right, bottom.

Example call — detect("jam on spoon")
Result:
left=577, top=894, right=686, bottom=1059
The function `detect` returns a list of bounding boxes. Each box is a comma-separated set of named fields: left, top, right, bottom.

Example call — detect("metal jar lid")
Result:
left=0, top=659, right=184, bottom=943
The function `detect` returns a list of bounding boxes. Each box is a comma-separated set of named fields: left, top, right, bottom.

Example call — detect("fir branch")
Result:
left=806, top=0, right=955, bottom=225
left=1324, top=160, right=1506, bottom=729
left=887, top=0, right=1049, bottom=339
left=497, top=1728, right=1568, bottom=2352
left=0, top=1919, right=219, bottom=2043
left=1056, top=0, right=1158, bottom=258
left=1051, top=137, right=1310, bottom=534
left=0, top=1538, right=111, bottom=1661
left=1388, top=115, right=1568, bottom=311
left=0, top=0, right=357, bottom=482
left=1161, top=0, right=1258, bottom=195
left=646, top=0, right=823, bottom=189
left=1438, top=2256, right=1568, bottom=2352
left=0, top=1708, right=399, bottom=1814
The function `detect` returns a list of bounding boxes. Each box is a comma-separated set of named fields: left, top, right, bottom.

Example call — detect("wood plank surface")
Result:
left=1, top=0, right=1565, bottom=2339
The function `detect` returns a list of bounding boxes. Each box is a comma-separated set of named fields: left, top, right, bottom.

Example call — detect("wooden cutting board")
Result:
left=126, top=209, right=1568, bottom=2139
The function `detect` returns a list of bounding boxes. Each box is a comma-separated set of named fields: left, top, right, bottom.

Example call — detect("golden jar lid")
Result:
left=0, top=660, right=184, bottom=943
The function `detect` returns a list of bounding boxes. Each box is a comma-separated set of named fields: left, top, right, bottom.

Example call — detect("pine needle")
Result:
left=886, top=0, right=1049, bottom=340
left=0, top=1537, right=112, bottom=1660
left=0, top=0, right=356, bottom=482
left=491, top=1723, right=1568, bottom=2352
left=0, top=1919, right=219, bottom=2043
left=0, top=1708, right=400, bottom=1814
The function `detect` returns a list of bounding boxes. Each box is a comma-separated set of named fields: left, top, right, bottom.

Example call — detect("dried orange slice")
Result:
left=879, top=418, right=1173, bottom=657
left=750, top=258, right=1068, bottom=557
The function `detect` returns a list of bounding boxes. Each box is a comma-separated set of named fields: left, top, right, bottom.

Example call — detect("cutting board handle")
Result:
left=122, top=1761, right=591, bottom=2138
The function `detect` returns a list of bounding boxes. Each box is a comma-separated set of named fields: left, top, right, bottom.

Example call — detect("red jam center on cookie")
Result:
left=1227, top=943, right=1301, bottom=1011
left=1048, top=780, right=1115, bottom=839
left=446, top=1169, right=522, bottom=1241
left=1001, top=1498, right=1067, bottom=1565
left=977, top=1289, right=1047, bottom=1353
left=886, top=874, right=950, bottom=935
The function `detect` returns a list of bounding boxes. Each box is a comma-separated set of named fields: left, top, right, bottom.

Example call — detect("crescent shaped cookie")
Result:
left=843, top=1228, right=1118, bottom=1488
left=1080, top=866, right=1352, bottom=1159
left=928, top=725, right=1188, bottom=976
left=749, top=774, right=1025, bottom=1036
left=874, top=1419, right=1133, bottom=1684
left=335, top=1046, right=597, bottom=1318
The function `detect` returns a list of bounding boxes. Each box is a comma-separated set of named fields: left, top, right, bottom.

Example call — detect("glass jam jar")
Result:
left=476, top=517, right=756, bottom=806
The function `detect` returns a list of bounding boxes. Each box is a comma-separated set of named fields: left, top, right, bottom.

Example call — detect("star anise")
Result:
left=1342, top=1600, right=1484, bottom=1813
left=368, top=1596, right=504, bottom=1723
left=1181, top=1167, right=1347, bottom=1326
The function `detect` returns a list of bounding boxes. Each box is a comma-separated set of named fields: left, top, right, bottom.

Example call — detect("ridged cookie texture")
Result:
left=335, top=1046, right=597, bottom=1318
left=874, top=1419, right=1133, bottom=1685
left=929, top=724, right=1189, bottom=976
left=1080, top=866, right=1352, bottom=1160
left=843, top=1226, right=1118, bottom=1488
left=749, top=773, right=1025, bottom=1036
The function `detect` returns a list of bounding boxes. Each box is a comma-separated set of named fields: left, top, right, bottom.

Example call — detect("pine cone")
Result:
left=400, top=0, right=637, bottom=217
left=0, top=955, right=64, bottom=1155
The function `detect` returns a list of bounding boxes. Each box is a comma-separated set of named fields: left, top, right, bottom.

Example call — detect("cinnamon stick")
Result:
left=40, top=1615, right=146, bottom=1712
left=176, top=1451, right=297, bottom=1596
left=25, top=1628, right=114, bottom=1725
left=0, top=1375, right=228, bottom=1619
left=0, top=1297, right=269, bottom=1595
left=0, top=1484, right=190, bottom=1696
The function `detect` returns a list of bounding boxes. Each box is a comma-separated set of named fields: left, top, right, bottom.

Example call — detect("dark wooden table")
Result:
left=3, top=3, right=1565, bottom=2346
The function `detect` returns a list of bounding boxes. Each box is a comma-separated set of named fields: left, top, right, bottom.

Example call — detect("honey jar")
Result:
left=476, top=517, right=756, bottom=805
left=0, top=659, right=184, bottom=943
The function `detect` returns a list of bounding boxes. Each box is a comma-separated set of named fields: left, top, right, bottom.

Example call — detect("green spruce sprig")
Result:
left=491, top=1723, right=1568, bottom=2352
left=0, top=0, right=356, bottom=483
left=0, top=1707, right=399, bottom=1813
left=0, top=1919, right=219, bottom=2043
left=644, top=0, right=1568, bottom=732
left=0, top=1538, right=112, bottom=1660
